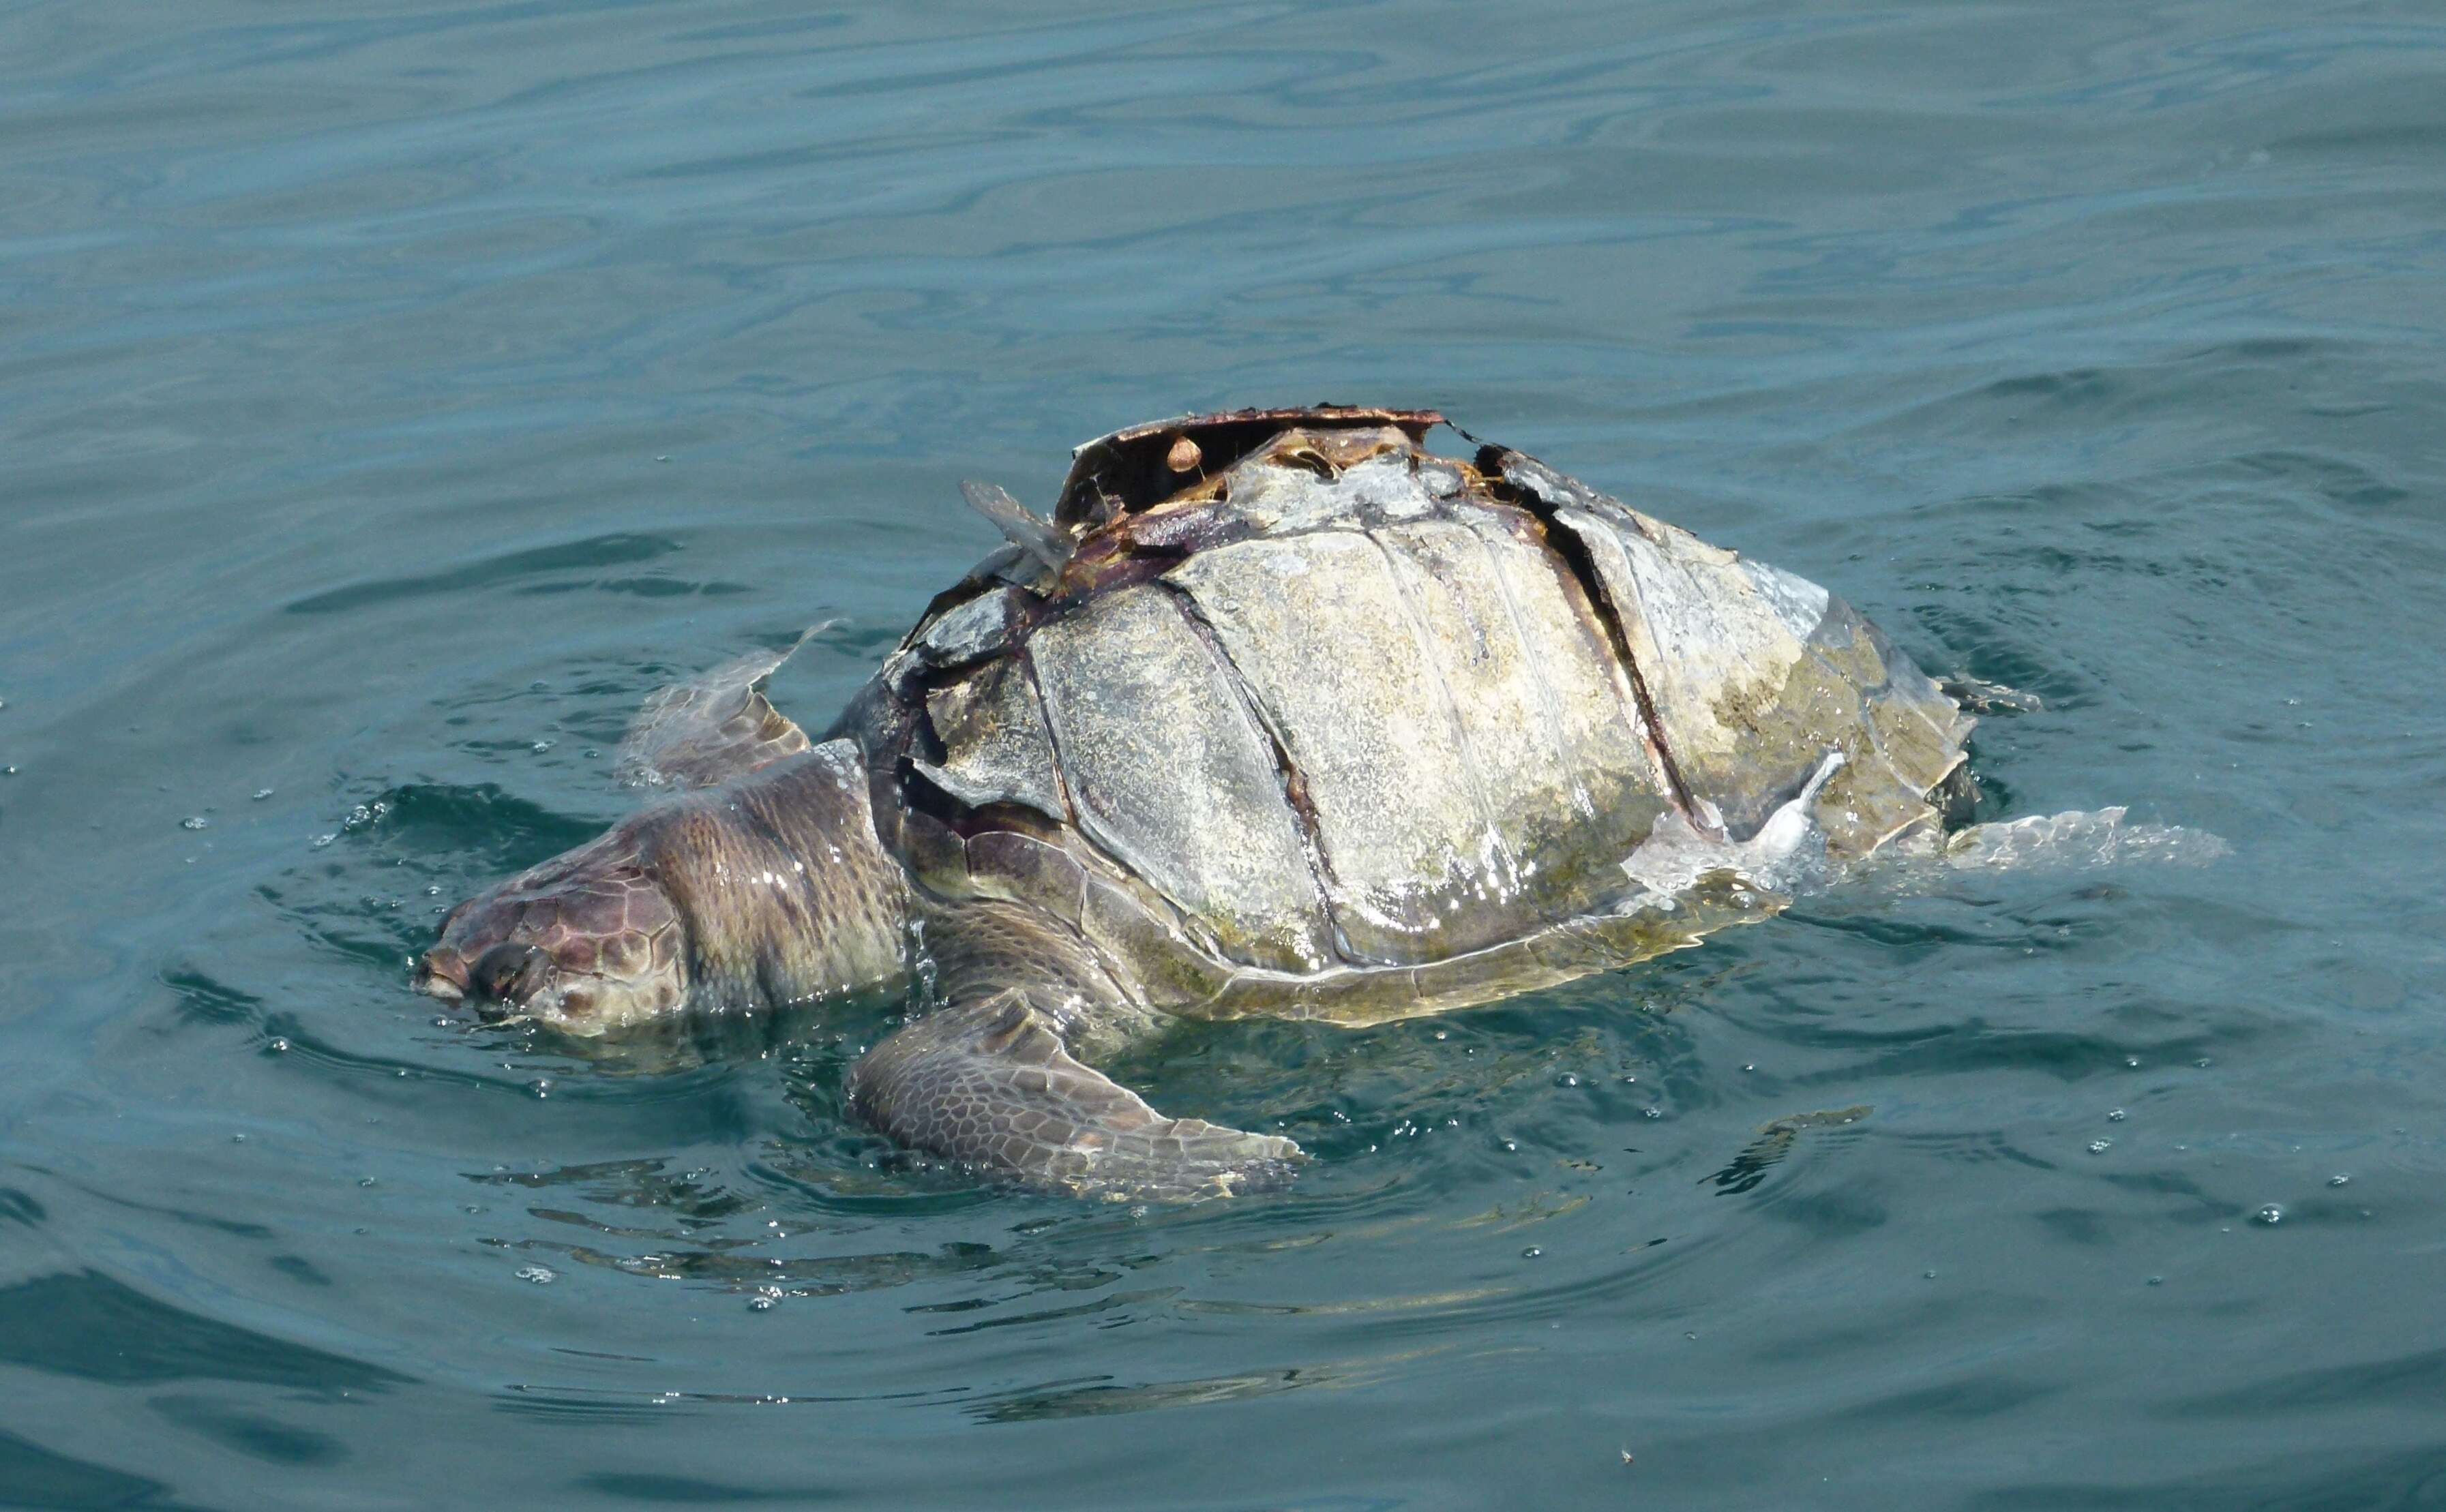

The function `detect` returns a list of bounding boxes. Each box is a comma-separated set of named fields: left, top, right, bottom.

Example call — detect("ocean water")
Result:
left=3, top=1, right=2443, bottom=1506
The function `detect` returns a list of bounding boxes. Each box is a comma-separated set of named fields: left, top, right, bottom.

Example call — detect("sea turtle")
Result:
left=417, top=406, right=2212, bottom=1198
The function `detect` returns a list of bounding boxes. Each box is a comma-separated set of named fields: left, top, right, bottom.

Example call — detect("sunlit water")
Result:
left=4, top=1, right=2444, bottom=1506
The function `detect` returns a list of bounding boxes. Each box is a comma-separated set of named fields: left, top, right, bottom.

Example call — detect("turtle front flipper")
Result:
left=849, top=991, right=1301, bottom=1200
left=848, top=899, right=1300, bottom=1199
left=616, top=626, right=830, bottom=789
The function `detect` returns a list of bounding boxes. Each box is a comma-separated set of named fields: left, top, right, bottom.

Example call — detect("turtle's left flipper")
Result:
left=616, top=626, right=833, bottom=789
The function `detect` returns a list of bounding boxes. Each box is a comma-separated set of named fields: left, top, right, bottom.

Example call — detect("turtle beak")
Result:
left=417, top=948, right=470, bottom=1004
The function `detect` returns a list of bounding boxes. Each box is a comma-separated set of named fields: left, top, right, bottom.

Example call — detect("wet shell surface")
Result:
left=839, top=408, right=1970, bottom=1025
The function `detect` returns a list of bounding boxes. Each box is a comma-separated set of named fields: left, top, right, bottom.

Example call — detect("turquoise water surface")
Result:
left=4, top=1, right=2445, bottom=1507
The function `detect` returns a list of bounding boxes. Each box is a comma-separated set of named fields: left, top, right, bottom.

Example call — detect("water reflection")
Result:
left=0, top=1270, right=411, bottom=1393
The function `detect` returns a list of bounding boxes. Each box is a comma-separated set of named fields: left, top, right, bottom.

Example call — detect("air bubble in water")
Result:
left=516, top=1264, right=556, bottom=1284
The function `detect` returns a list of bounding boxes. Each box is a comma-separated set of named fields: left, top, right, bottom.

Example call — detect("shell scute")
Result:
left=1027, top=584, right=1337, bottom=974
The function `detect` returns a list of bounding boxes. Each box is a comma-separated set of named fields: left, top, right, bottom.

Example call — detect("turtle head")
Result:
left=417, top=838, right=686, bottom=1035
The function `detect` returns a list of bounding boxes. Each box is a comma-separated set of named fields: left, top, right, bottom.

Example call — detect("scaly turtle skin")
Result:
left=419, top=407, right=2198, bottom=1199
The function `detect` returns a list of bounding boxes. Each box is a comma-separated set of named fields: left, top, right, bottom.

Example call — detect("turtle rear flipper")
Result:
left=849, top=989, right=1301, bottom=1201
left=616, top=626, right=831, bottom=789
left=1941, top=807, right=2229, bottom=870
left=1939, top=675, right=2044, bottom=714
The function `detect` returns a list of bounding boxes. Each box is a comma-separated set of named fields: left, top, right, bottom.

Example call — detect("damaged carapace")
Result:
left=421, top=406, right=2211, bottom=1200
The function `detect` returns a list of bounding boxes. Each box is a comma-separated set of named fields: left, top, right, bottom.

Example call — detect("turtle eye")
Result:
left=473, top=943, right=550, bottom=1003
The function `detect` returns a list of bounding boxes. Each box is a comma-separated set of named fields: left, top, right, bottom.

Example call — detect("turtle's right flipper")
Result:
left=848, top=990, right=1302, bottom=1201
left=616, top=626, right=832, bottom=790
